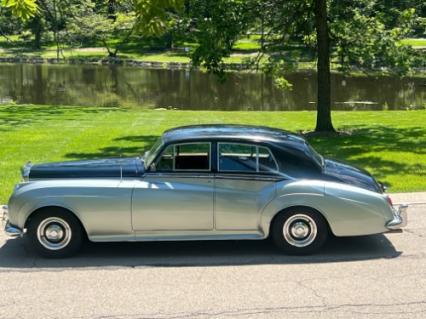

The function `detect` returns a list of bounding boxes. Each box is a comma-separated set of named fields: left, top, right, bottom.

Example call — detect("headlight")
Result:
left=21, top=161, right=33, bottom=182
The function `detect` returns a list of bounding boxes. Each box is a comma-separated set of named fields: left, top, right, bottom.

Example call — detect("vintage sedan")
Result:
left=2, top=124, right=407, bottom=257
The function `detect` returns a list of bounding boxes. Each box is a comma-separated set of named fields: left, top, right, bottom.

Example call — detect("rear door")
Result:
left=214, top=142, right=281, bottom=230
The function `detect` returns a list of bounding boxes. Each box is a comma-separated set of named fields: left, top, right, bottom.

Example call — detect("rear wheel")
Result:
left=27, top=209, right=83, bottom=258
left=271, top=207, right=328, bottom=255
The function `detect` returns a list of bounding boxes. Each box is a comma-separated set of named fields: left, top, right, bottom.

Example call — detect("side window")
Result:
left=218, top=144, right=257, bottom=172
left=156, top=143, right=211, bottom=171
left=258, top=146, right=278, bottom=172
left=218, top=143, right=278, bottom=173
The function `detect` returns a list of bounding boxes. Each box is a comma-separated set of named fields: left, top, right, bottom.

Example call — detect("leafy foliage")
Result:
left=1, top=0, right=37, bottom=20
left=134, top=0, right=183, bottom=35
left=330, top=3, right=417, bottom=73
left=68, top=2, right=136, bottom=56
left=187, top=0, right=252, bottom=76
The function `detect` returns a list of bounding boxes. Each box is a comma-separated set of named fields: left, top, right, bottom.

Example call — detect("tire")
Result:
left=26, top=208, right=84, bottom=258
left=271, top=207, right=328, bottom=255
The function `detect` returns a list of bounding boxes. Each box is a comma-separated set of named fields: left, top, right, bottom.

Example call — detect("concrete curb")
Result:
left=389, top=192, right=426, bottom=205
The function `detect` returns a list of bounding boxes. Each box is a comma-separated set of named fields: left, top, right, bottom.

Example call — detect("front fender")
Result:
left=8, top=179, right=133, bottom=238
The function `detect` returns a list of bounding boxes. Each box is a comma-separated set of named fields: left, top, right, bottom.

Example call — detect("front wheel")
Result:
left=27, top=209, right=84, bottom=258
left=271, top=208, right=328, bottom=255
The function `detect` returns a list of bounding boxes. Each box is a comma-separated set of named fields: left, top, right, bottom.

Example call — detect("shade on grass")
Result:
left=0, top=104, right=425, bottom=202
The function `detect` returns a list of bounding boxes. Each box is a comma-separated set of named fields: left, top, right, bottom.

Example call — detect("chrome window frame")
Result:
left=144, top=137, right=164, bottom=168
left=217, top=142, right=279, bottom=174
left=155, top=142, right=212, bottom=172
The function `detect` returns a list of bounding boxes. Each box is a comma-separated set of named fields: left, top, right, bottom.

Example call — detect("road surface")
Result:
left=0, top=203, right=425, bottom=319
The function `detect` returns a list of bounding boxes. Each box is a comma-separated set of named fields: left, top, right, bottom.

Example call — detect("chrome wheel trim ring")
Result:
left=283, top=214, right=318, bottom=248
left=37, top=217, right=72, bottom=250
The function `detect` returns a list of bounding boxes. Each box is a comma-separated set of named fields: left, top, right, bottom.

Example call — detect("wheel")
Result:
left=271, top=207, right=328, bottom=255
left=26, top=209, right=84, bottom=258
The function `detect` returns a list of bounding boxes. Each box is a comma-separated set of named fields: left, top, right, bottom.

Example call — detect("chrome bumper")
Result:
left=1, top=205, right=24, bottom=237
left=386, top=204, right=408, bottom=230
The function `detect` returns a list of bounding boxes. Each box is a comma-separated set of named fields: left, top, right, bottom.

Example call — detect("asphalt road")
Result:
left=0, top=204, right=425, bottom=319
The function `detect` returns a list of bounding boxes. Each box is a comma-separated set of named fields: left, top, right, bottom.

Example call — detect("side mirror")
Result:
left=149, top=163, right=156, bottom=172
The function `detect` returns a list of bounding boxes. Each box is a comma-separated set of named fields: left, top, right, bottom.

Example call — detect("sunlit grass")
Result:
left=233, top=35, right=261, bottom=51
left=0, top=104, right=425, bottom=202
left=400, top=38, right=426, bottom=48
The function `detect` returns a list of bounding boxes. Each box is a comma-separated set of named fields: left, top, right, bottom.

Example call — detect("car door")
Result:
left=214, top=142, right=282, bottom=231
left=132, top=142, right=214, bottom=231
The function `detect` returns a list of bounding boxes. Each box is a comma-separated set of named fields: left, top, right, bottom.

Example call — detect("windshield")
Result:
left=306, top=143, right=324, bottom=168
left=144, top=137, right=163, bottom=167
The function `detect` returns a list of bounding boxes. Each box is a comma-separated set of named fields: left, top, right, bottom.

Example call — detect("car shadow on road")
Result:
left=0, top=234, right=402, bottom=269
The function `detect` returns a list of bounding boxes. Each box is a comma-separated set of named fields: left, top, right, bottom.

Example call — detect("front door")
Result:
left=132, top=142, right=214, bottom=231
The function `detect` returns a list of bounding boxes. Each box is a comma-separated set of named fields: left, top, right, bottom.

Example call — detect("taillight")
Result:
left=386, top=196, right=393, bottom=207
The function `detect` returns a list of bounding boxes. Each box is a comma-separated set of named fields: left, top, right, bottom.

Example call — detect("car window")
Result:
left=258, top=146, right=278, bottom=172
left=218, top=143, right=278, bottom=173
left=156, top=142, right=211, bottom=171
left=218, top=144, right=257, bottom=172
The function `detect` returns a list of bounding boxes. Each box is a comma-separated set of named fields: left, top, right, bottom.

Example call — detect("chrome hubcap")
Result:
left=291, top=221, right=310, bottom=239
left=283, top=214, right=317, bottom=247
left=37, top=217, right=72, bottom=250
left=45, top=224, right=64, bottom=241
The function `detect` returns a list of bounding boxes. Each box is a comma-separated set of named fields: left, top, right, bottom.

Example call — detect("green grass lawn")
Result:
left=1, top=34, right=425, bottom=72
left=0, top=104, right=425, bottom=202
left=0, top=35, right=254, bottom=64
left=400, top=38, right=426, bottom=48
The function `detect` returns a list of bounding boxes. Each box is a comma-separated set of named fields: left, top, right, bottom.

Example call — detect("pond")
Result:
left=0, top=63, right=424, bottom=111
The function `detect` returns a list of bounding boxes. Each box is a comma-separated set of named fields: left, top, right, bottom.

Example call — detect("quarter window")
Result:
left=218, top=143, right=278, bottom=173
left=156, top=143, right=211, bottom=171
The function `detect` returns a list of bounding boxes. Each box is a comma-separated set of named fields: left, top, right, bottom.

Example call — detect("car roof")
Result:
left=162, top=124, right=307, bottom=146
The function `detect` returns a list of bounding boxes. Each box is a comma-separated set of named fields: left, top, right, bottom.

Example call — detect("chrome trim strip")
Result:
left=214, top=173, right=285, bottom=182
left=144, top=172, right=214, bottom=179
left=2, top=205, right=24, bottom=237
left=386, top=204, right=408, bottom=230
left=5, top=222, right=24, bottom=237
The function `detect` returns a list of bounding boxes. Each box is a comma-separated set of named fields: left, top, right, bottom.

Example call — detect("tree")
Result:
left=0, top=6, right=23, bottom=40
left=185, top=0, right=421, bottom=132
left=1, top=0, right=93, bottom=57
left=1, top=0, right=37, bottom=20
left=186, top=0, right=251, bottom=77
left=3, top=0, right=184, bottom=57
left=68, top=2, right=137, bottom=57
left=314, top=0, right=333, bottom=132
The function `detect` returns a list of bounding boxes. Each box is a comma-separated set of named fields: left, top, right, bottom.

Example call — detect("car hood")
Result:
left=24, top=157, right=144, bottom=180
left=322, top=158, right=382, bottom=193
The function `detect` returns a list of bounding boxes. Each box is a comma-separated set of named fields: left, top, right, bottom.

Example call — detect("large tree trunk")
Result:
left=30, top=16, right=43, bottom=49
left=314, top=0, right=335, bottom=132
left=34, top=27, right=42, bottom=49
left=108, top=0, right=117, bottom=21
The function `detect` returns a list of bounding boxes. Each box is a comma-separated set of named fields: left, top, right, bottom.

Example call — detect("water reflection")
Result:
left=0, top=63, right=424, bottom=110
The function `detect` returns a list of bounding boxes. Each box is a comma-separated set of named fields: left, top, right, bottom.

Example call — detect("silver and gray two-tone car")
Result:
left=2, top=125, right=407, bottom=257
